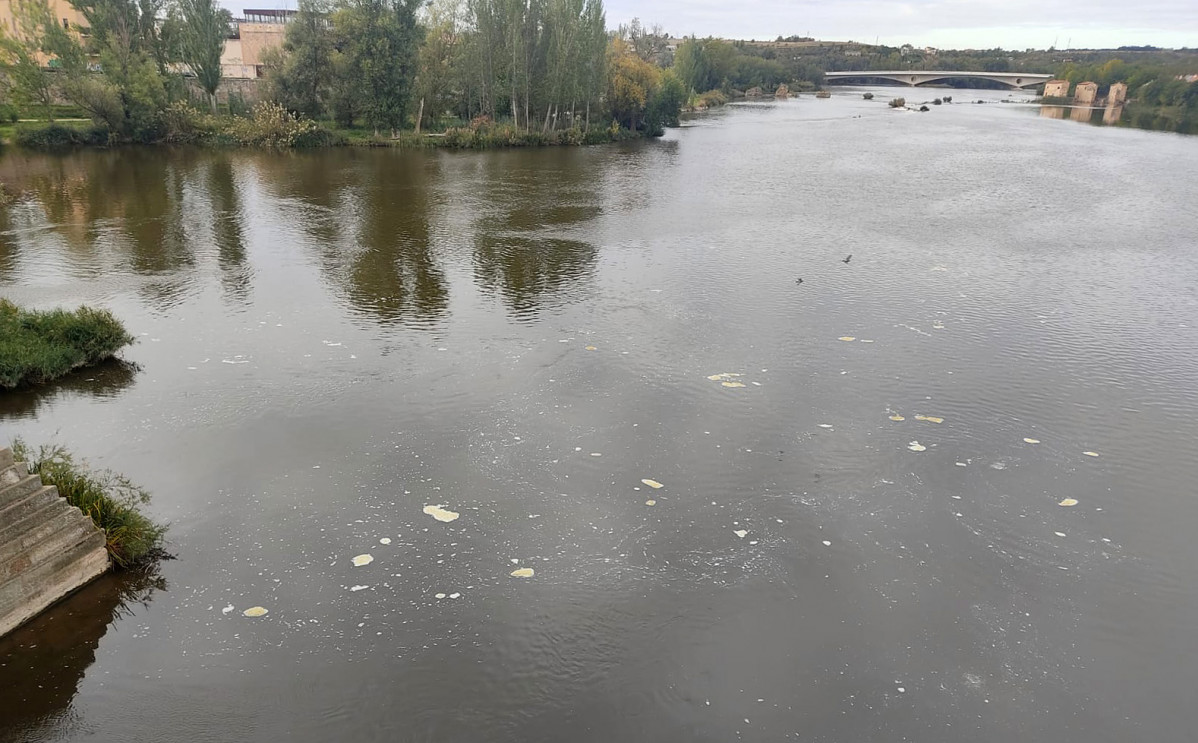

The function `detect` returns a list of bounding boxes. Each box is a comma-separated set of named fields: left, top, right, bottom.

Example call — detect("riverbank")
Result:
left=2, top=103, right=654, bottom=152
left=5, top=119, right=648, bottom=152
left=9, top=441, right=167, bottom=569
left=337, top=121, right=641, bottom=149
left=1121, top=102, right=1198, bottom=134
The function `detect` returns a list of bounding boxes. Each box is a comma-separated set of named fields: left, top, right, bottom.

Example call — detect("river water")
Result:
left=2, top=88, right=1197, bottom=742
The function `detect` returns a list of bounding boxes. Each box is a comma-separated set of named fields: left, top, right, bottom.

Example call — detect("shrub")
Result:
left=11, top=440, right=167, bottom=568
left=583, top=127, right=617, bottom=145
left=863, top=92, right=874, bottom=100
left=933, top=98, right=943, bottom=105
left=440, top=123, right=616, bottom=149
left=0, top=103, right=18, bottom=123
left=226, top=102, right=344, bottom=148
left=0, top=298, right=134, bottom=388
left=557, top=126, right=585, bottom=146
left=14, top=123, right=110, bottom=149
left=688, top=89, right=729, bottom=110
left=889, top=97, right=906, bottom=108
left=645, top=69, right=688, bottom=135
left=226, top=92, right=251, bottom=118
left=162, top=101, right=221, bottom=144
left=441, top=126, right=477, bottom=148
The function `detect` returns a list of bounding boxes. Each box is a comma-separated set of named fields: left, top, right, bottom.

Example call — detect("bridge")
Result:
left=825, top=71, right=1053, bottom=90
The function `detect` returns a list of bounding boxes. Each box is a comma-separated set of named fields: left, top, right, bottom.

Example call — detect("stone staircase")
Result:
left=0, top=447, right=109, bottom=637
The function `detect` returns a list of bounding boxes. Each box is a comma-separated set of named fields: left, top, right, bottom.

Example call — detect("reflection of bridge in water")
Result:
left=825, top=70, right=1053, bottom=89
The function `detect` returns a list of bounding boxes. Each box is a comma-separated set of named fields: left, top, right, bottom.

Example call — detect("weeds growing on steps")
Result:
left=0, top=299, right=135, bottom=389
left=10, top=440, right=168, bottom=569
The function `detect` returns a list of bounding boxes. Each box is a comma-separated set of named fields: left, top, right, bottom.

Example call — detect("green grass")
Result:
left=13, top=121, right=110, bottom=148
left=0, top=298, right=135, bottom=389
left=1, top=118, right=96, bottom=147
left=0, top=106, right=93, bottom=145
left=11, top=440, right=168, bottom=568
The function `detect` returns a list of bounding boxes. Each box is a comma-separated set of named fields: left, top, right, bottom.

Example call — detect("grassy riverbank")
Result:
left=11, top=440, right=167, bottom=568
left=338, top=120, right=639, bottom=149
left=3, top=104, right=647, bottom=151
left=0, top=299, right=135, bottom=389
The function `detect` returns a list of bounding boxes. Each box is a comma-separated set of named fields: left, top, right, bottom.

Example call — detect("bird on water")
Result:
left=842, top=254, right=852, bottom=264
left=795, top=277, right=803, bottom=284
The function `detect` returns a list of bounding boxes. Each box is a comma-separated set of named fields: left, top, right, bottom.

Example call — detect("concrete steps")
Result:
left=0, top=495, right=69, bottom=547
left=0, top=447, right=110, bottom=636
left=0, top=471, right=45, bottom=511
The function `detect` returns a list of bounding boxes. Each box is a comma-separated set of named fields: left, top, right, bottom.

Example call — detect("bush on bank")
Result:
left=686, top=89, right=729, bottom=111
left=0, top=299, right=134, bottom=389
left=438, top=119, right=633, bottom=149
left=14, top=123, right=111, bottom=149
left=15, top=102, right=346, bottom=150
left=11, top=440, right=167, bottom=568
left=11, top=102, right=662, bottom=151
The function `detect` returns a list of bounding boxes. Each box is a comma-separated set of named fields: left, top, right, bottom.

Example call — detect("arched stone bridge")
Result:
left=825, top=71, right=1053, bottom=89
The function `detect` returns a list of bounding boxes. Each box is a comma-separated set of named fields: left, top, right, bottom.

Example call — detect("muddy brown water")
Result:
left=3, top=89, right=1198, bottom=742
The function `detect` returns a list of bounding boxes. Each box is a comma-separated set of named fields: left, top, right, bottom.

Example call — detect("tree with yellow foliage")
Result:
left=605, top=37, right=658, bottom=131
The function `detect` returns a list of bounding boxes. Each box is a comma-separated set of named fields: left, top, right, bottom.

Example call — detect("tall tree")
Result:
left=618, top=17, right=669, bottom=65
left=263, top=0, right=333, bottom=119
left=414, top=0, right=466, bottom=130
left=336, top=0, right=423, bottom=135
left=673, top=37, right=736, bottom=93
left=172, top=0, right=231, bottom=113
left=68, top=0, right=171, bottom=137
left=605, top=36, right=657, bottom=131
left=0, top=0, right=64, bottom=121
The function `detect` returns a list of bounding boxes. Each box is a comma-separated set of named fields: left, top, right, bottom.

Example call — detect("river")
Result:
left=2, top=88, right=1198, bottom=743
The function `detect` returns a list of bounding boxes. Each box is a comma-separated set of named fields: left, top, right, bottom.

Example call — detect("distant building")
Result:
left=222, top=8, right=296, bottom=79
left=1107, top=82, right=1128, bottom=105
left=1177, top=73, right=1198, bottom=83
left=1074, top=81, right=1098, bottom=105
left=1043, top=79, right=1070, bottom=98
left=0, top=0, right=87, bottom=64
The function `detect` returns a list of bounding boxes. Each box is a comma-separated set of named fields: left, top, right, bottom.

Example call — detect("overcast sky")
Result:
left=607, top=0, right=1197, bottom=49
left=226, top=1, right=1197, bottom=50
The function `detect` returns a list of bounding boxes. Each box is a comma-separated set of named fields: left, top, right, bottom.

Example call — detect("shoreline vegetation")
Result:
left=1, top=1, right=1196, bottom=147
left=11, top=440, right=168, bottom=568
left=0, top=299, right=135, bottom=389
left=0, top=0, right=691, bottom=151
